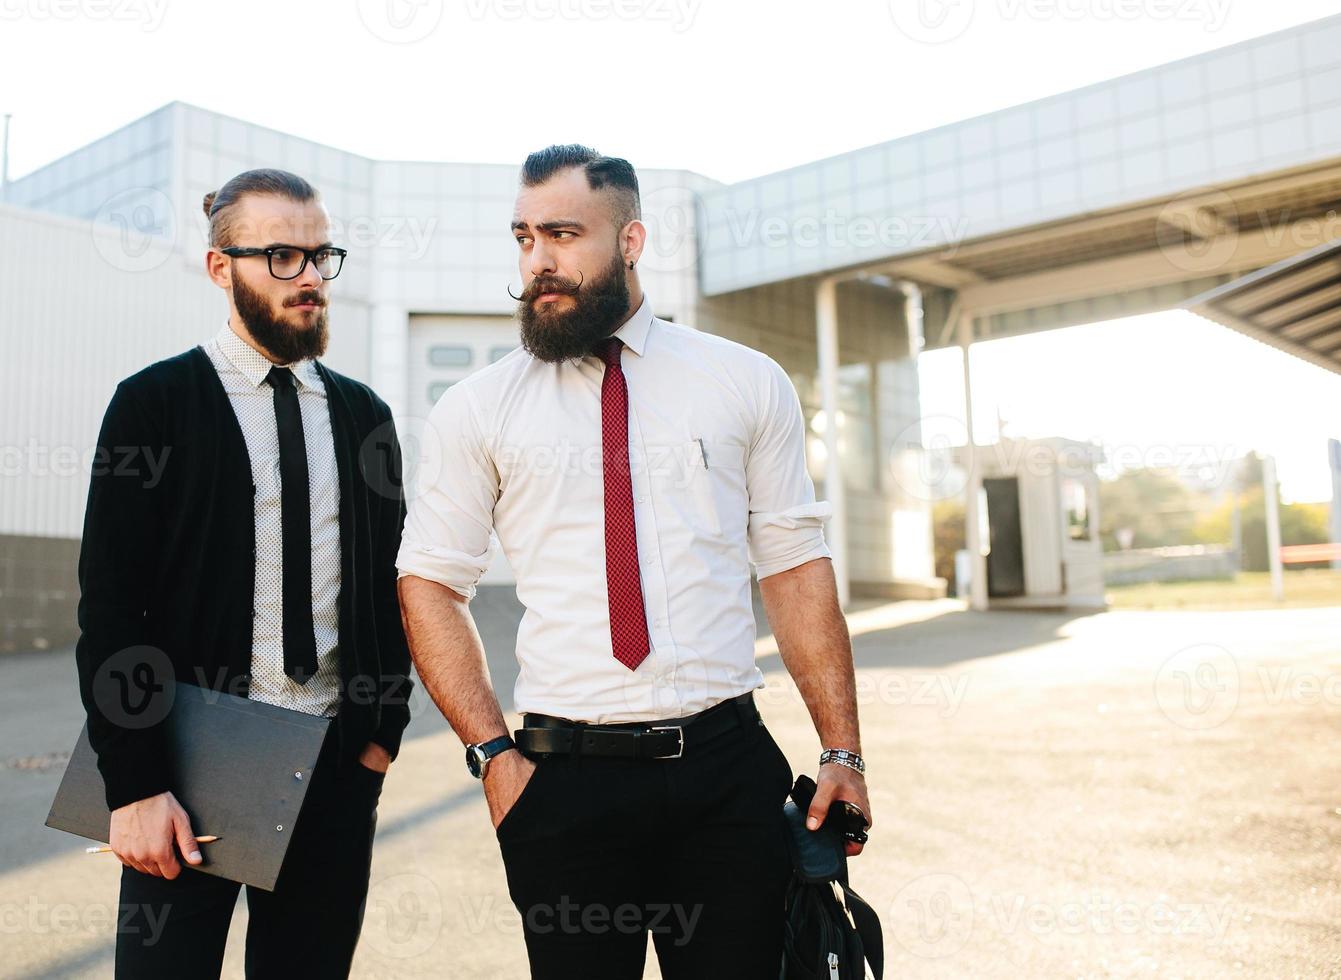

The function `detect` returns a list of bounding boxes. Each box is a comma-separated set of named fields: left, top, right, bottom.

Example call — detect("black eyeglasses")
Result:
left=220, top=245, right=347, bottom=280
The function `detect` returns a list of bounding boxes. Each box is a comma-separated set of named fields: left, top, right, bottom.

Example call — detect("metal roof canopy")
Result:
left=1183, top=236, right=1341, bottom=377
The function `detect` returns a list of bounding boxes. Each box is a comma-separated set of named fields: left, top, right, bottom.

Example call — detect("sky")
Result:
left=1, top=0, right=1338, bottom=501
left=918, top=312, right=1341, bottom=504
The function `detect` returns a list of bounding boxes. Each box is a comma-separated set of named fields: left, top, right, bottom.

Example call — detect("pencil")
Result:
left=85, top=835, right=221, bottom=854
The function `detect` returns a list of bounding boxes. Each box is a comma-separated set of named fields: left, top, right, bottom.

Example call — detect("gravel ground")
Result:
left=3, top=598, right=1338, bottom=978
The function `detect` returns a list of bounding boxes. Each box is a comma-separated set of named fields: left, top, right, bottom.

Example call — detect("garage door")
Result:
left=408, top=313, right=520, bottom=586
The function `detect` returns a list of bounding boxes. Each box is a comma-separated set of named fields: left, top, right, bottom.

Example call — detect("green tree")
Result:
left=1097, top=468, right=1198, bottom=551
left=1194, top=489, right=1331, bottom=571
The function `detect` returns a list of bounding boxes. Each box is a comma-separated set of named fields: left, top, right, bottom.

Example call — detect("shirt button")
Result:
left=635, top=495, right=646, bottom=504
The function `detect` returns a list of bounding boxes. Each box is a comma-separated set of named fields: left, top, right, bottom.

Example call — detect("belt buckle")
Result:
left=649, top=725, right=684, bottom=759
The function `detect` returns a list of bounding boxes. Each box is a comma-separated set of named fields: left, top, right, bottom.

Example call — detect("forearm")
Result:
left=397, top=574, right=510, bottom=746
left=758, top=556, right=861, bottom=752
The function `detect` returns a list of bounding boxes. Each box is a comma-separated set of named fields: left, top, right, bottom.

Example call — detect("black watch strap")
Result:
left=479, top=735, right=515, bottom=758
left=467, top=735, right=516, bottom=778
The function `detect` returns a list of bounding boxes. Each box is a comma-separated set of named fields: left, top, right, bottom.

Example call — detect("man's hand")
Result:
left=481, top=749, right=535, bottom=830
left=359, top=741, right=392, bottom=774
left=806, top=763, right=872, bottom=857
left=109, top=791, right=202, bottom=878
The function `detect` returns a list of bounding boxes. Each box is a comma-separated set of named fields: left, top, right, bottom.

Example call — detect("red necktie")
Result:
left=600, top=337, right=651, bottom=670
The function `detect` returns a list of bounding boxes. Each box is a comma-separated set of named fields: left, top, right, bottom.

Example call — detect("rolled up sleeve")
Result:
left=745, top=357, right=833, bottom=580
left=396, top=383, right=500, bottom=599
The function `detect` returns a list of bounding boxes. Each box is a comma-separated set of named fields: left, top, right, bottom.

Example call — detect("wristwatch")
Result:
left=465, top=735, right=516, bottom=779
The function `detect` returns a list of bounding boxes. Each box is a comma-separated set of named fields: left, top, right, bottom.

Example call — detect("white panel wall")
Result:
left=0, top=204, right=217, bottom=538
left=0, top=203, right=374, bottom=540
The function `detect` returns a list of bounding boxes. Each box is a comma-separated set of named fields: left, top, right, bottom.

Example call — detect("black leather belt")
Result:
left=515, top=692, right=760, bottom=760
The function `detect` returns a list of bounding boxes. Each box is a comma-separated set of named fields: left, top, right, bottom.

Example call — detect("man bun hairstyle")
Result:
left=521, top=144, right=640, bottom=230
left=202, top=168, right=319, bottom=248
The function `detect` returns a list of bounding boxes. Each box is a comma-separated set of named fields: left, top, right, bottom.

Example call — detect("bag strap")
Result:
left=842, top=884, right=884, bottom=980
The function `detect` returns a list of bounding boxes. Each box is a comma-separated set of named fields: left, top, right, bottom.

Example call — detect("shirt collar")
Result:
left=214, top=322, right=321, bottom=391
left=610, top=293, right=653, bottom=358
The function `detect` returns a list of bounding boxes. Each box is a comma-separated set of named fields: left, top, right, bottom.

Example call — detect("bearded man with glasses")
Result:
left=73, top=168, right=413, bottom=978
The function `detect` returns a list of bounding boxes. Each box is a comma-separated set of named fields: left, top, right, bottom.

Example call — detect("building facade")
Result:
left=5, top=13, right=1341, bottom=648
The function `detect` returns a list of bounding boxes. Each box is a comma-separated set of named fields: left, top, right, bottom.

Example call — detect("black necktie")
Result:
left=265, top=366, right=319, bottom=685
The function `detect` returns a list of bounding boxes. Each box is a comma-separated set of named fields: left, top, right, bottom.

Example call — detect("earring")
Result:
left=628, top=260, right=635, bottom=269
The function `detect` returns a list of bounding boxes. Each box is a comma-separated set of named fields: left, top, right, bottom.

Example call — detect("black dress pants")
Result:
left=495, top=698, right=795, bottom=980
left=114, top=728, right=384, bottom=979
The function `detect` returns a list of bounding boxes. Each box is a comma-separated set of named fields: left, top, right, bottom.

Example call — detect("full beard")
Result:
left=232, top=273, right=329, bottom=364
left=517, top=253, right=631, bottom=364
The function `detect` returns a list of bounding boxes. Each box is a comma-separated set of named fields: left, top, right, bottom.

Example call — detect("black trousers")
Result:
left=114, top=728, right=384, bottom=979
left=495, top=697, right=795, bottom=980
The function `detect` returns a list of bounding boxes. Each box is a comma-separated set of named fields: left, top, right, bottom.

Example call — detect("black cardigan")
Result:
left=75, top=345, right=414, bottom=810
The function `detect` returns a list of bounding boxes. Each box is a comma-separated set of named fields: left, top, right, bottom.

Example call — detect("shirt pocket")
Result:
left=669, top=438, right=747, bottom=542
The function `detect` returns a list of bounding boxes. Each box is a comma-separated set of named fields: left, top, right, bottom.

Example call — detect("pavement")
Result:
left=2, top=593, right=1339, bottom=978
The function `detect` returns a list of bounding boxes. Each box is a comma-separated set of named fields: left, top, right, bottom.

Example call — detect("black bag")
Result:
left=779, top=775, right=883, bottom=980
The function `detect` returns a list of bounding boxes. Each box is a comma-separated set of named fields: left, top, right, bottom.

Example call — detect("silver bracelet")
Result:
left=819, top=748, right=866, bottom=775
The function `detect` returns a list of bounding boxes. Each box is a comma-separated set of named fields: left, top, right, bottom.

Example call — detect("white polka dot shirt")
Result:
left=204, top=323, right=343, bottom=717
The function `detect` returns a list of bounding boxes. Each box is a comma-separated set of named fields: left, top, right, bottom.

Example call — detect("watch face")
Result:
left=466, top=745, right=484, bottom=778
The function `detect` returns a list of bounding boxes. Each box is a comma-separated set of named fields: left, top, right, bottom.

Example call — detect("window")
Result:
left=428, top=345, right=473, bottom=367
left=428, top=381, right=453, bottom=405
left=1062, top=477, right=1091, bottom=541
left=489, top=345, right=515, bottom=363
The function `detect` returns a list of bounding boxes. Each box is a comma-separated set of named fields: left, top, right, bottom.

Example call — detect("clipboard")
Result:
left=46, top=682, right=330, bottom=891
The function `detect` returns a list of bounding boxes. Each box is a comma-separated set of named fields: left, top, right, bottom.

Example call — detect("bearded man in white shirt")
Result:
left=397, top=144, right=870, bottom=979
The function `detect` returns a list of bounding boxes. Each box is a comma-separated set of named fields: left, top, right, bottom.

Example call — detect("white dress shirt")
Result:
left=204, top=324, right=343, bottom=717
left=396, top=294, right=831, bottom=723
